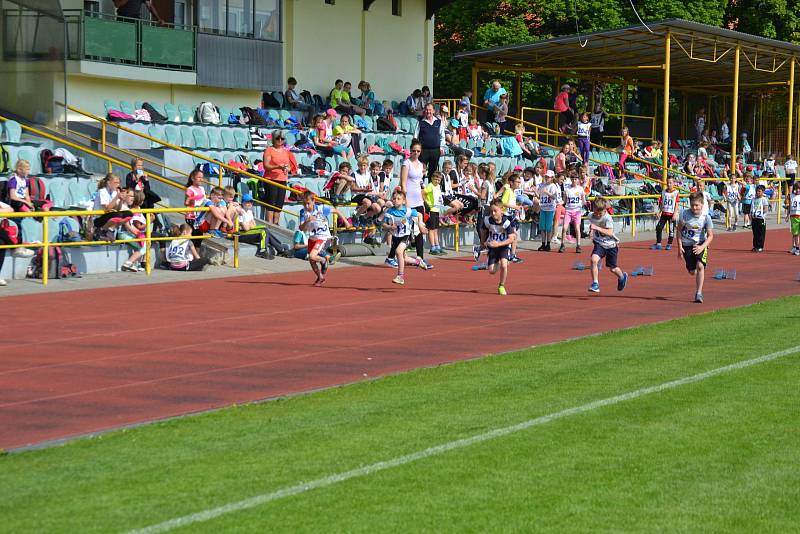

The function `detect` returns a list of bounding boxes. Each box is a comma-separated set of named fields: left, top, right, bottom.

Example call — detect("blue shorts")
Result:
left=487, top=245, right=512, bottom=266
left=540, top=210, right=555, bottom=232
left=592, top=243, right=619, bottom=269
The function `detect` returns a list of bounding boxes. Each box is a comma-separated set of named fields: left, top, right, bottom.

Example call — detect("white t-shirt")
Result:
left=725, top=183, right=740, bottom=202
left=789, top=193, right=800, bottom=216
left=166, top=238, right=194, bottom=267
left=660, top=190, right=679, bottom=215
left=353, top=170, right=371, bottom=190
left=679, top=209, right=713, bottom=246
left=538, top=183, right=558, bottom=212
left=402, top=159, right=425, bottom=208
left=93, top=186, right=117, bottom=210
left=751, top=197, right=769, bottom=219
left=589, top=212, right=618, bottom=249
left=300, top=205, right=332, bottom=240
left=576, top=121, right=591, bottom=138
left=238, top=208, right=255, bottom=226
left=785, top=159, right=798, bottom=175
left=699, top=190, right=712, bottom=217
left=564, top=186, right=584, bottom=211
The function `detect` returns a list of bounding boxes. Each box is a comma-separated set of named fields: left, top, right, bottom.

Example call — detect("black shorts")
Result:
left=262, top=182, right=287, bottom=212
left=487, top=245, right=511, bottom=266
left=742, top=203, right=752, bottom=215
left=682, top=243, right=708, bottom=273
left=591, top=243, right=619, bottom=269
left=426, top=211, right=440, bottom=230
left=352, top=194, right=379, bottom=205
left=391, top=234, right=411, bottom=248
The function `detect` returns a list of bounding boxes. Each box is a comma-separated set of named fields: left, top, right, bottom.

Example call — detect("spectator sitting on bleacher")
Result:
left=351, top=157, right=385, bottom=226
left=7, top=160, right=50, bottom=214
left=125, top=157, right=160, bottom=209
left=309, top=113, right=335, bottom=156
left=421, top=86, right=433, bottom=108
left=355, top=81, right=383, bottom=116
left=330, top=79, right=366, bottom=117
left=165, top=223, right=209, bottom=271
left=195, top=186, right=233, bottom=237
left=403, top=89, right=424, bottom=116
left=261, top=129, right=297, bottom=225
left=222, top=186, right=242, bottom=232
left=467, top=118, right=486, bottom=142
left=330, top=161, right=356, bottom=204
left=119, top=190, right=146, bottom=272
left=285, top=77, right=313, bottom=122
left=93, top=173, right=133, bottom=242
left=333, top=114, right=362, bottom=155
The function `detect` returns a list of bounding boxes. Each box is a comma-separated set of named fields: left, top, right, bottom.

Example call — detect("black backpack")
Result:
left=0, top=180, right=8, bottom=203
left=376, top=117, right=395, bottom=132
left=240, top=106, right=266, bottom=126
left=0, top=144, right=8, bottom=173
left=300, top=90, right=313, bottom=106
left=313, top=157, right=329, bottom=172
left=142, top=102, right=167, bottom=122
left=262, top=92, right=281, bottom=108
left=313, top=94, right=325, bottom=112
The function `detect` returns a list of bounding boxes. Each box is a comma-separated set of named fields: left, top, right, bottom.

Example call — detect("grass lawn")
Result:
left=2, top=296, right=799, bottom=533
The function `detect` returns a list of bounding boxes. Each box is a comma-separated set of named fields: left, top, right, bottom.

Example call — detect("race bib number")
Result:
left=167, top=244, right=187, bottom=262
left=727, top=191, right=738, bottom=201
left=490, top=232, right=506, bottom=242
left=663, top=197, right=674, bottom=210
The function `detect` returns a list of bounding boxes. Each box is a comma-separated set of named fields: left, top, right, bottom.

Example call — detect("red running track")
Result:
left=1, top=229, right=798, bottom=450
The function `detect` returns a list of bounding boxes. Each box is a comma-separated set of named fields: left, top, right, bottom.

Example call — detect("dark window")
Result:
left=391, top=0, right=400, bottom=16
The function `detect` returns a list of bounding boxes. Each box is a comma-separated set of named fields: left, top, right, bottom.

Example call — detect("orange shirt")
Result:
left=262, top=146, right=297, bottom=183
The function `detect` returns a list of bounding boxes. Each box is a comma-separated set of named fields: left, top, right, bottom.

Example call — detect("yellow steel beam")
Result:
left=731, top=46, right=741, bottom=166
left=662, top=31, right=671, bottom=185
left=788, top=57, right=795, bottom=155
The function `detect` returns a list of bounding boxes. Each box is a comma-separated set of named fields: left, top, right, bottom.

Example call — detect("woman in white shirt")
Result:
left=396, top=139, right=433, bottom=269
left=92, top=173, right=133, bottom=242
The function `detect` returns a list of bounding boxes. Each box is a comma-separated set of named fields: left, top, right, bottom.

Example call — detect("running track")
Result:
left=2, top=229, right=798, bottom=450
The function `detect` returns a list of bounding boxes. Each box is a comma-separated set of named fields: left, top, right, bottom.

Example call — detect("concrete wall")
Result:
left=284, top=0, right=432, bottom=103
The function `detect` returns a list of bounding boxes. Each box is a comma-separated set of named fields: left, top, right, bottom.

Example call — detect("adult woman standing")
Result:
left=261, top=130, right=297, bottom=226
left=389, top=139, right=433, bottom=269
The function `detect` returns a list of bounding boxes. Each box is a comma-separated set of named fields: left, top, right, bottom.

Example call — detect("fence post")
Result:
left=145, top=212, right=152, bottom=275
left=777, top=182, right=782, bottom=224
left=233, top=217, right=240, bottom=268
left=332, top=212, right=338, bottom=255
left=454, top=221, right=460, bottom=252
left=631, top=198, right=637, bottom=239
left=42, top=217, right=49, bottom=286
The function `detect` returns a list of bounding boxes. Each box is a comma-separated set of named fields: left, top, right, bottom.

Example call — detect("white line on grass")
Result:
left=127, top=344, right=800, bottom=534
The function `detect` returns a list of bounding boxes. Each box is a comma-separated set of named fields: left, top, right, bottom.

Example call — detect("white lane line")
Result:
left=127, top=344, right=800, bottom=534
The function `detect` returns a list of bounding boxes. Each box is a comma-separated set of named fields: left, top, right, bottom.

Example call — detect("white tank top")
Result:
left=403, top=159, right=425, bottom=208
left=577, top=121, right=591, bottom=138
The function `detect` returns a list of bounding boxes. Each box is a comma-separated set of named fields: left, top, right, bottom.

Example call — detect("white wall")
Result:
left=284, top=0, right=432, bottom=103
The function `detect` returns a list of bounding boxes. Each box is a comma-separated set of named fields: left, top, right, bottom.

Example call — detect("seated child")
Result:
left=165, top=223, right=210, bottom=271
left=119, top=190, right=147, bottom=272
left=196, top=187, right=234, bottom=237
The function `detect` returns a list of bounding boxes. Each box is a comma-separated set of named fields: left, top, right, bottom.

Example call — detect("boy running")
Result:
left=786, top=182, right=800, bottom=255
left=299, top=191, right=348, bottom=286
left=750, top=184, right=769, bottom=252
left=479, top=198, right=517, bottom=295
left=588, top=197, right=628, bottom=293
left=676, top=192, right=715, bottom=303
left=653, top=176, right=679, bottom=250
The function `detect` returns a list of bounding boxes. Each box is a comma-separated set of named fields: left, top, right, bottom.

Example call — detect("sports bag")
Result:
left=196, top=102, right=220, bottom=124
left=376, top=116, right=395, bottom=132
left=40, top=149, right=65, bottom=174
left=262, top=92, right=281, bottom=108
left=143, top=103, right=167, bottom=122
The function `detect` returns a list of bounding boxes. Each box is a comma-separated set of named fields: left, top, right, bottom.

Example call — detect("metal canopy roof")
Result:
left=454, top=19, right=800, bottom=91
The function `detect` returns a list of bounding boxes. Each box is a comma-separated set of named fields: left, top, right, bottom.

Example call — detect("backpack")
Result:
left=300, top=90, right=313, bottom=106
left=0, top=144, right=8, bottom=173
left=142, top=102, right=167, bottom=122
left=108, top=109, right=135, bottom=121
left=262, top=92, right=281, bottom=108
left=376, top=116, right=395, bottom=132
left=27, top=246, right=61, bottom=279
left=287, top=184, right=309, bottom=202
left=313, top=94, right=325, bottom=112
left=27, top=176, right=47, bottom=200
left=0, top=180, right=8, bottom=203
left=40, top=149, right=65, bottom=174
left=239, top=106, right=265, bottom=126
left=0, top=219, right=18, bottom=244
left=313, top=157, right=330, bottom=173
left=355, top=116, right=369, bottom=130
left=57, top=216, right=82, bottom=242
left=196, top=102, right=220, bottom=124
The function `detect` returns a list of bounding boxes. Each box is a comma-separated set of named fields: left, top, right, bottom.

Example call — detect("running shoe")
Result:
left=794, top=249, right=800, bottom=256
left=588, top=282, right=600, bottom=293
left=665, top=244, right=672, bottom=251
left=121, top=262, right=138, bottom=272
left=417, top=258, right=433, bottom=270
left=320, top=258, right=328, bottom=274
left=537, top=244, right=546, bottom=251
left=11, top=247, right=34, bottom=258
left=392, top=275, right=405, bottom=285
left=473, top=245, right=481, bottom=261
left=558, top=244, right=565, bottom=253
left=511, top=255, right=524, bottom=263
left=575, top=245, right=582, bottom=253
left=0, top=278, right=6, bottom=286
left=330, top=251, right=342, bottom=265
left=617, top=272, right=628, bottom=291
left=651, top=243, right=662, bottom=250
left=695, top=292, right=704, bottom=304
left=385, top=257, right=398, bottom=268
left=209, top=229, right=225, bottom=238
left=498, top=285, right=507, bottom=296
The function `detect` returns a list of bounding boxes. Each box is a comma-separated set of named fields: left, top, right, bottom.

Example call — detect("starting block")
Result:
left=713, top=268, right=737, bottom=280
left=573, top=261, right=587, bottom=271
left=631, top=265, right=655, bottom=277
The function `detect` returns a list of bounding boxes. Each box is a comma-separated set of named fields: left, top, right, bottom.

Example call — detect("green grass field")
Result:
left=2, top=296, right=800, bottom=533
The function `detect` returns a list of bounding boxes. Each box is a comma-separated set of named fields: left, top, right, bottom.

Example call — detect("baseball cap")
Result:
left=546, top=169, right=555, bottom=177
left=242, top=193, right=254, bottom=202
left=440, top=105, right=449, bottom=113
left=326, top=108, right=338, bottom=118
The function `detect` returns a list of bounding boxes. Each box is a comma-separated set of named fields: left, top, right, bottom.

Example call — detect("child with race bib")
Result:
left=166, top=224, right=209, bottom=271
left=676, top=192, right=714, bottom=303
left=723, top=176, right=741, bottom=231
left=299, top=191, right=349, bottom=286
left=750, top=184, right=769, bottom=252
left=786, top=182, right=800, bottom=255
left=382, top=190, right=428, bottom=285
left=741, top=174, right=756, bottom=228
left=479, top=198, right=517, bottom=296
left=537, top=172, right=559, bottom=251
left=559, top=176, right=585, bottom=253
left=588, top=197, right=628, bottom=294
left=653, top=176, right=679, bottom=250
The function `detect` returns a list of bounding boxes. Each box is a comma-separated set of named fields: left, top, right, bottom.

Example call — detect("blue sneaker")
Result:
left=617, top=272, right=628, bottom=291
left=651, top=243, right=662, bottom=250
left=665, top=244, right=672, bottom=251
left=588, top=282, right=600, bottom=293
left=418, top=259, right=433, bottom=270
left=209, top=229, right=225, bottom=238
left=385, top=258, right=398, bottom=268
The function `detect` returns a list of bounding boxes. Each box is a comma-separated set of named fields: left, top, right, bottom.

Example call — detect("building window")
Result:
left=196, top=0, right=280, bottom=40
left=174, top=0, right=188, bottom=27
left=324, top=0, right=334, bottom=4
left=391, top=0, right=400, bottom=16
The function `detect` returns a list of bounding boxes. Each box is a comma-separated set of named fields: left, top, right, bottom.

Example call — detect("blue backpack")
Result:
left=57, top=216, right=81, bottom=242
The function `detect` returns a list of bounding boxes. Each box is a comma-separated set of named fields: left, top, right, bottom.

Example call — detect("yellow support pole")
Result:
left=42, top=217, right=49, bottom=286
left=731, top=46, right=741, bottom=167
left=652, top=88, right=658, bottom=141
left=621, top=84, right=627, bottom=135
left=788, top=57, right=795, bottom=156
left=102, top=122, right=111, bottom=174
left=514, top=75, right=521, bottom=123
left=145, top=213, right=152, bottom=275
left=233, top=217, right=240, bottom=268
left=631, top=198, right=636, bottom=238
left=471, top=66, right=479, bottom=120
left=454, top=221, right=460, bottom=252
left=777, top=183, right=782, bottom=224
left=662, top=31, right=671, bottom=185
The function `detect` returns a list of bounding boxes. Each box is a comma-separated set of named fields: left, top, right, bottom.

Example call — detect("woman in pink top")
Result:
left=554, top=143, right=569, bottom=174
left=554, top=84, right=573, bottom=134
left=262, top=130, right=298, bottom=225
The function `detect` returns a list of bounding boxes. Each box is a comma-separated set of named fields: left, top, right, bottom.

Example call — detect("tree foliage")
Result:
left=432, top=0, right=799, bottom=99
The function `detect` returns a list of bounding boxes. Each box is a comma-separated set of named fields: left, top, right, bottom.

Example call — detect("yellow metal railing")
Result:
left=0, top=206, right=239, bottom=286
left=520, top=106, right=657, bottom=147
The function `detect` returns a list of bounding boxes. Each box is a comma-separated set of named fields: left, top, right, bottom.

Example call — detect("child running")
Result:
left=298, top=191, right=349, bottom=286
left=588, top=197, right=628, bottom=293
left=786, top=182, right=800, bottom=255
left=676, top=192, right=715, bottom=303
left=750, top=184, right=769, bottom=252
left=559, top=176, right=585, bottom=253
left=653, top=176, right=679, bottom=250
left=382, top=190, right=428, bottom=285
left=479, top=198, right=516, bottom=295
